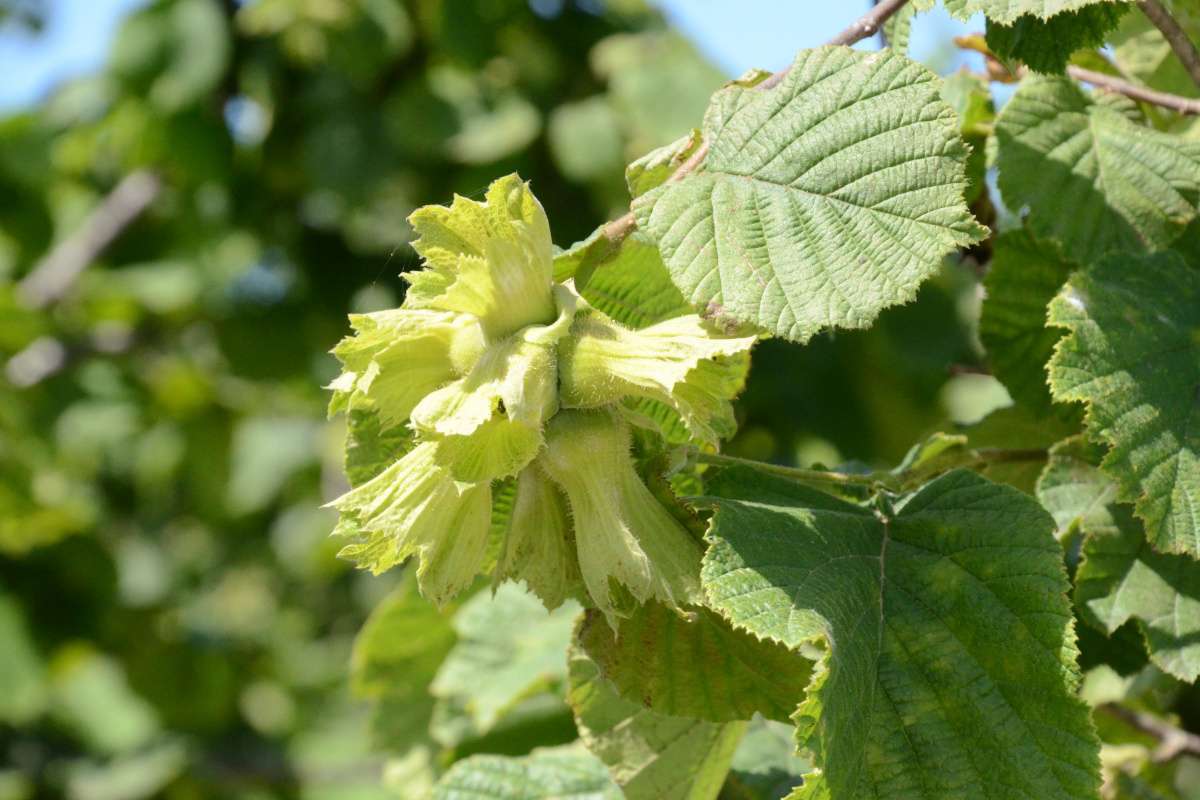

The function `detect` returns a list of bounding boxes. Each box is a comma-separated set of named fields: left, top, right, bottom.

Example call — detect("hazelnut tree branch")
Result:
left=956, top=34, right=1200, bottom=115
left=690, top=446, right=1048, bottom=492
left=1099, top=704, right=1200, bottom=762
left=1137, top=0, right=1200, bottom=91
left=601, top=0, right=912, bottom=246
left=1068, top=63, right=1200, bottom=114
left=16, top=170, right=162, bottom=309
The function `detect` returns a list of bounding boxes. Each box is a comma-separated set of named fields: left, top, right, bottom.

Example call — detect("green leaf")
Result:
left=959, top=404, right=1080, bottom=494
left=883, top=8, right=916, bottom=54
left=0, top=594, right=45, bottom=726
left=727, top=717, right=812, bottom=800
left=579, top=239, right=691, bottom=329
left=350, top=576, right=456, bottom=750
left=343, top=408, right=414, bottom=487
left=112, top=0, right=230, bottom=112
left=945, top=0, right=1119, bottom=24
left=548, top=97, right=624, bottom=182
left=1110, top=2, right=1200, bottom=99
left=882, top=0, right=937, bottom=54
left=592, top=31, right=727, bottom=154
left=1076, top=505, right=1200, bottom=683
left=431, top=582, right=579, bottom=732
left=634, top=46, right=984, bottom=342
left=553, top=226, right=620, bottom=284
left=446, top=93, right=542, bottom=166
left=1036, top=436, right=1119, bottom=542
left=700, top=467, right=1100, bottom=799
left=567, top=644, right=746, bottom=800
left=625, top=129, right=703, bottom=200
left=985, top=4, right=1130, bottom=74
left=432, top=748, right=620, bottom=800
left=978, top=230, right=1073, bottom=413
left=226, top=415, right=320, bottom=515
left=63, top=740, right=187, bottom=800
left=1047, top=251, right=1200, bottom=557
left=48, top=646, right=160, bottom=756
left=576, top=602, right=813, bottom=723
left=940, top=70, right=994, bottom=205
left=995, top=75, right=1200, bottom=263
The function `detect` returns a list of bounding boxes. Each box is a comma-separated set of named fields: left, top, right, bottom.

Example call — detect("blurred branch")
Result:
left=1137, top=0, right=1200, bottom=90
left=1069, top=64, right=1200, bottom=114
left=955, top=34, right=1200, bottom=115
left=601, top=0, right=912, bottom=245
left=17, top=170, right=162, bottom=309
left=1100, top=704, right=1200, bottom=762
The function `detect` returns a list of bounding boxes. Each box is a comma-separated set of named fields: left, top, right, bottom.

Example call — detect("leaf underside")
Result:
left=634, top=46, right=983, bottom=342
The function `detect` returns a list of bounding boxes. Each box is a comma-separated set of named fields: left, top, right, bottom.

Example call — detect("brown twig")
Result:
left=830, top=0, right=912, bottom=47
left=601, top=0, right=913, bottom=245
left=1100, top=704, right=1200, bottom=762
left=954, top=34, right=1200, bottom=115
left=1068, top=64, right=1200, bottom=114
left=16, top=170, right=162, bottom=309
left=1137, top=0, right=1200, bottom=91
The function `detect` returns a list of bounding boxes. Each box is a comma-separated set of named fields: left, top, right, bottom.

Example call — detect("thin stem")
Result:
left=691, top=451, right=878, bottom=486
left=1137, top=0, right=1200, bottom=91
left=1068, top=64, right=1200, bottom=115
left=830, top=0, right=911, bottom=47
left=690, top=446, right=1047, bottom=489
left=955, top=33, right=1200, bottom=115
left=601, top=0, right=912, bottom=245
left=17, top=170, right=162, bottom=309
left=1100, top=704, right=1200, bottom=762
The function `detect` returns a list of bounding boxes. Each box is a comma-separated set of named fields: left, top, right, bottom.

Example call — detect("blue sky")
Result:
left=654, top=0, right=983, bottom=75
left=0, top=1, right=983, bottom=112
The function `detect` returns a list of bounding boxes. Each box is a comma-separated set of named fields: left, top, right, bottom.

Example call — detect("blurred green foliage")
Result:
left=0, top=1, right=1028, bottom=797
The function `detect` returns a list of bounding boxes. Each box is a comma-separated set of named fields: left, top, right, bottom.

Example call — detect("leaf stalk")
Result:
left=689, top=446, right=1048, bottom=491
